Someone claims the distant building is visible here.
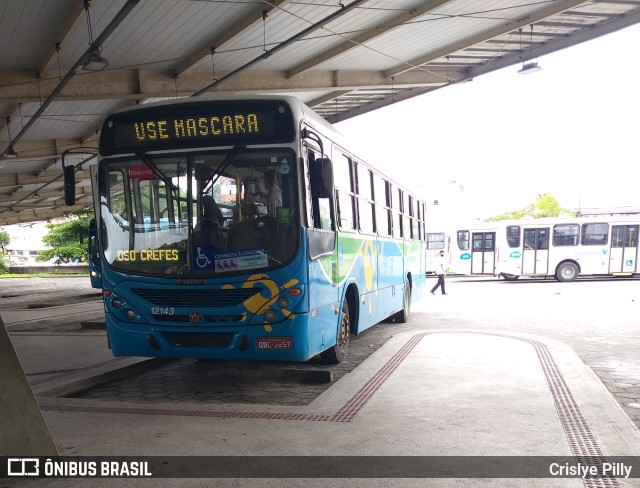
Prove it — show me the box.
[3,222,56,266]
[577,206,640,217]
[422,180,470,233]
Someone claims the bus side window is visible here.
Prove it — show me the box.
[456,231,469,250]
[374,175,391,237]
[334,151,356,231]
[506,226,521,247]
[308,149,333,231]
[553,224,578,246]
[427,233,445,250]
[356,162,374,234]
[581,223,608,245]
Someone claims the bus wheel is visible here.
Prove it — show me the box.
[501,273,519,281]
[320,300,350,364]
[393,279,411,323]
[556,262,578,282]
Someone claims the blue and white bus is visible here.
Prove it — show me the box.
[88,218,102,288]
[79,95,427,363]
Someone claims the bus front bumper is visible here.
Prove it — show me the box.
[104,313,312,362]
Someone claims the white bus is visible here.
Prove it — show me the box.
[426,223,499,276]
[494,217,640,282]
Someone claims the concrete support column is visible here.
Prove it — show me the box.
[0,317,58,455]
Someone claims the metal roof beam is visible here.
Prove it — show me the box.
[0,170,90,187]
[536,20,597,29]
[307,90,353,108]
[287,0,453,78]
[0,69,453,102]
[0,0,141,161]
[383,0,587,78]
[37,1,87,75]
[192,0,368,96]
[1,139,84,160]
[0,203,91,223]
[466,8,640,78]
[174,0,293,76]
[325,85,443,123]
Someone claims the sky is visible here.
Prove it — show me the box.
[336,22,640,221]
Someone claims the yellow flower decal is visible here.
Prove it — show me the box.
[358,240,379,313]
[223,274,299,332]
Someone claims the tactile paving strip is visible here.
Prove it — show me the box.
[40,331,622,486]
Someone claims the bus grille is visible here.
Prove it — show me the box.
[163,332,234,348]
[132,288,259,307]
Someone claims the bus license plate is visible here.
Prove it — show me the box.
[256,337,292,350]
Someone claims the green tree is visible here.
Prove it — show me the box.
[0,228,9,254]
[36,209,93,265]
[0,227,9,274]
[486,193,577,222]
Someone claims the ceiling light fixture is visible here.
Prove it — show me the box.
[518,24,541,75]
[4,147,18,159]
[81,0,109,72]
[518,61,541,74]
[3,117,18,159]
[82,48,109,71]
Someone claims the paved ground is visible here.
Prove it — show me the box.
[4,276,639,428]
[422,276,640,429]
[2,275,640,487]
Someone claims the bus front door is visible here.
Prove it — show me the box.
[609,225,639,273]
[522,228,549,275]
[471,232,496,274]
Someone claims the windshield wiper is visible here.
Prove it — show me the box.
[135,152,180,193]
[203,144,245,194]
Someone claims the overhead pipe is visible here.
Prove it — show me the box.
[0,0,141,161]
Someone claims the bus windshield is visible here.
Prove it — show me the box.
[98,147,298,277]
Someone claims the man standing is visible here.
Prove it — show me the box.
[430,250,447,295]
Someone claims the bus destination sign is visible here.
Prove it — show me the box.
[99,100,295,155]
[131,113,260,143]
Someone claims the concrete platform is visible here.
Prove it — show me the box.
[2,278,640,486]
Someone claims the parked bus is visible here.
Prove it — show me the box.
[88,218,102,288]
[426,223,499,276]
[495,217,640,281]
[75,95,426,363]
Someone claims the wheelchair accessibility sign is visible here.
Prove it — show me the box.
[192,246,216,270]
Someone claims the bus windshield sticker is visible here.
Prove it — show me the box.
[130,162,187,180]
[277,207,291,224]
[213,248,268,273]
[279,159,290,174]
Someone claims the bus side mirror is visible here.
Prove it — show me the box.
[63,165,76,205]
[311,157,334,199]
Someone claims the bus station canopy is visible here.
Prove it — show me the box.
[1,0,639,225]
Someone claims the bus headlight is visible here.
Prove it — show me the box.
[126,309,137,321]
[112,297,123,308]
[264,310,276,322]
[277,297,289,309]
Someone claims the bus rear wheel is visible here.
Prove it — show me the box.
[393,279,411,323]
[320,299,350,364]
[556,262,579,282]
[501,273,519,281]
